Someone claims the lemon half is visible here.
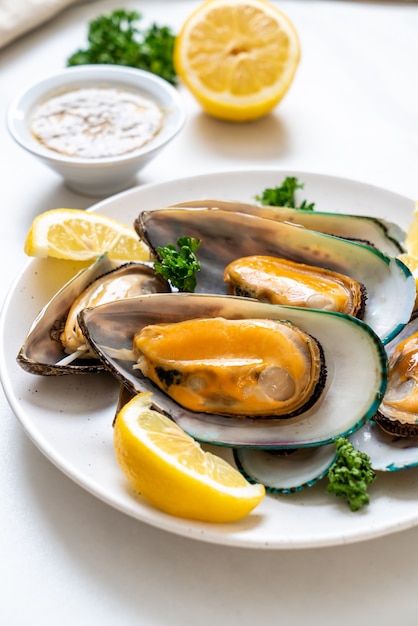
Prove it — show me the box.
[174,0,301,121]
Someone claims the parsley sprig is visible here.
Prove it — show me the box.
[154,236,201,292]
[255,176,315,210]
[67,10,177,85]
[326,437,376,512]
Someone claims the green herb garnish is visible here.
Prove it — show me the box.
[67,9,177,85]
[154,236,201,292]
[326,437,376,512]
[255,176,315,210]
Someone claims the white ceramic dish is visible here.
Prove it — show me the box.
[7,65,185,197]
[2,169,418,550]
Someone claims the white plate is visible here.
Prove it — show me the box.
[2,168,418,550]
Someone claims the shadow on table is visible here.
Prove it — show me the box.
[188,110,291,162]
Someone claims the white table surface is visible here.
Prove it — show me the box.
[1,1,418,624]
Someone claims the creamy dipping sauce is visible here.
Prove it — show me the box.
[30,86,164,158]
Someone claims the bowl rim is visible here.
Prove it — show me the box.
[6,64,186,166]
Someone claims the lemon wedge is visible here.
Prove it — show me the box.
[114,392,265,522]
[398,202,418,309]
[24,208,150,261]
[174,0,300,122]
[404,202,418,258]
[398,253,418,274]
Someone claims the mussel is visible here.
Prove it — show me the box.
[132,316,326,418]
[78,292,388,448]
[170,199,405,256]
[224,255,366,317]
[17,256,171,375]
[374,315,418,437]
[135,206,415,345]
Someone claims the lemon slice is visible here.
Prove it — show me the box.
[174,0,300,121]
[404,202,418,257]
[114,392,265,522]
[398,253,418,274]
[24,208,150,261]
[399,202,418,309]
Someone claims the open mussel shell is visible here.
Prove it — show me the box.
[349,420,418,472]
[373,315,418,437]
[348,316,418,469]
[17,256,171,376]
[233,445,337,493]
[78,292,388,448]
[171,199,405,256]
[135,207,415,345]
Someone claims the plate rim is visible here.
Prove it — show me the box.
[1,167,417,550]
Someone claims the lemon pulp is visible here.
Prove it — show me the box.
[174,0,301,121]
[24,208,150,261]
[114,392,265,522]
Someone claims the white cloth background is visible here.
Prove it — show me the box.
[0,0,84,48]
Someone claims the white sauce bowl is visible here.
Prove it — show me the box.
[7,65,186,196]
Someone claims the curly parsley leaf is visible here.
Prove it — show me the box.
[255,176,315,210]
[326,437,376,512]
[154,236,201,292]
[67,9,177,85]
